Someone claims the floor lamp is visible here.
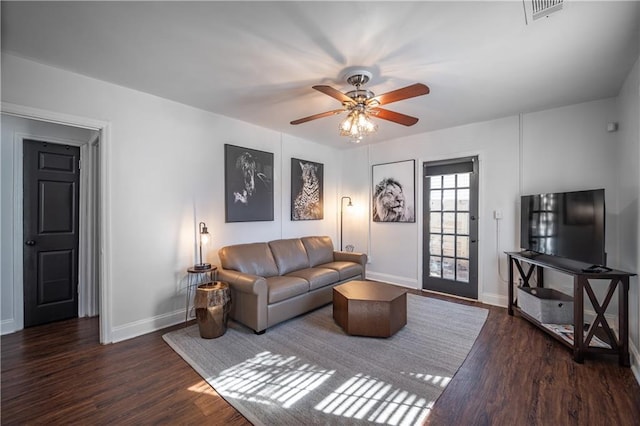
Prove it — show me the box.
[340,196,352,251]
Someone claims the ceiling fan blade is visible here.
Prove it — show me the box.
[370,83,430,106]
[313,85,355,104]
[290,109,345,125]
[370,108,419,126]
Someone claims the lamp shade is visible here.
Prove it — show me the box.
[193,221,212,270]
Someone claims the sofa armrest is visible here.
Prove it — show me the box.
[217,269,268,296]
[333,251,368,268]
[218,268,269,333]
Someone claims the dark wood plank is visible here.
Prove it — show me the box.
[3,292,640,425]
[1,318,250,425]
[420,291,640,425]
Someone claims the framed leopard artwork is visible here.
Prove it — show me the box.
[291,158,323,221]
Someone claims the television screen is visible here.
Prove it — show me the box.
[520,189,605,265]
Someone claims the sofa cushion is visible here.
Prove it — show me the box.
[219,242,279,277]
[287,267,339,291]
[301,236,334,267]
[269,238,311,275]
[318,261,363,281]
[266,275,309,304]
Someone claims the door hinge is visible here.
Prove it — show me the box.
[78,159,81,170]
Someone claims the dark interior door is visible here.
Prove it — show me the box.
[23,139,80,327]
[423,157,479,299]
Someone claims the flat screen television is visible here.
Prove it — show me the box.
[520,189,606,265]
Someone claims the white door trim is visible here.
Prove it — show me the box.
[2,102,113,344]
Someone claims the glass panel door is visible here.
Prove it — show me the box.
[423,157,478,299]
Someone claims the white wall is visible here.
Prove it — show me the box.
[1,53,340,341]
[340,146,373,255]
[0,115,97,333]
[616,55,640,379]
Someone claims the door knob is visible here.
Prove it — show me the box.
[25,240,36,246]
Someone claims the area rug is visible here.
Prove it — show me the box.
[163,294,488,426]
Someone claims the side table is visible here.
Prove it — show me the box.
[195,281,231,338]
[185,266,217,326]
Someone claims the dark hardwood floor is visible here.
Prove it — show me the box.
[2,292,639,425]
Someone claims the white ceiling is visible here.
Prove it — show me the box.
[2,1,639,149]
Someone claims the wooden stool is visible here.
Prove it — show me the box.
[194,281,231,338]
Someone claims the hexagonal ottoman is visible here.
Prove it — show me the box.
[333,280,407,337]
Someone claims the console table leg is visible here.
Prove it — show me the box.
[573,276,585,364]
[508,255,514,315]
[536,265,544,287]
[619,277,630,367]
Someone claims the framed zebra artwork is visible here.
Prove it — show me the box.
[291,158,323,221]
[224,144,274,222]
[372,159,416,223]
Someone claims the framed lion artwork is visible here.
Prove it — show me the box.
[372,159,415,223]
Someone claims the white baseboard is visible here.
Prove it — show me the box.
[110,309,186,343]
[1,318,16,335]
[480,292,507,307]
[365,271,418,289]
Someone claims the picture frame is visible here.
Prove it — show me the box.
[291,158,324,221]
[372,159,416,223]
[224,144,274,222]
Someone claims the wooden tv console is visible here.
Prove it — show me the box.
[506,251,636,366]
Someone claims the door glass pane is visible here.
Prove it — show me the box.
[443,174,455,188]
[429,257,442,277]
[456,236,469,258]
[457,173,469,187]
[443,190,455,210]
[456,212,469,235]
[430,235,442,255]
[442,258,455,280]
[442,235,455,257]
[430,212,441,233]
[456,259,469,282]
[442,212,455,233]
[430,176,442,189]
[430,190,442,211]
[457,189,469,211]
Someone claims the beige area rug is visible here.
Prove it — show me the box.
[163,294,488,426]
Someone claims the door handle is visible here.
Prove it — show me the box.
[25,240,36,246]
[471,239,477,243]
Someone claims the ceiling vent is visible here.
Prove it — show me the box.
[523,0,563,24]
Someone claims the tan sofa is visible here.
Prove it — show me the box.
[218,236,367,333]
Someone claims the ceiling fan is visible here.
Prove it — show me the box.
[290,70,429,142]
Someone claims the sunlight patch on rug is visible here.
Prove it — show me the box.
[209,351,334,408]
[314,373,434,425]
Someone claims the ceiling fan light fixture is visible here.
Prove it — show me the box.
[339,109,377,143]
[291,69,428,143]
